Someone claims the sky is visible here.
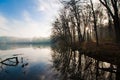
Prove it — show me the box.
[0,0,61,38]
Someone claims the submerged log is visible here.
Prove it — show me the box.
[0,57,19,66]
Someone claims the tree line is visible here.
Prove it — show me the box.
[51,0,120,48]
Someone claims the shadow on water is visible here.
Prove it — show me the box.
[51,45,120,80]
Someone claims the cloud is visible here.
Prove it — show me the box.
[0,0,61,38]
[0,15,8,28]
[0,10,51,38]
[36,0,62,22]
[37,0,60,12]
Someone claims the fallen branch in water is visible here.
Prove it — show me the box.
[0,57,19,66]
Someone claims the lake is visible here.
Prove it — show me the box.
[0,44,58,80]
[0,44,119,80]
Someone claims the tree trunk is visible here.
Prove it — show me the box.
[114,16,120,43]
[90,0,99,46]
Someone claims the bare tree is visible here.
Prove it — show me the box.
[90,0,99,45]
[99,0,120,43]
[61,0,83,42]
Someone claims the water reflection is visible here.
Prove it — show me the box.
[1,44,120,80]
[0,44,55,80]
[0,44,50,50]
[51,46,120,80]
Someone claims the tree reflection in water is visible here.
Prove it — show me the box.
[51,45,119,80]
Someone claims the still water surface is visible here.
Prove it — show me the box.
[0,44,56,80]
[0,44,119,80]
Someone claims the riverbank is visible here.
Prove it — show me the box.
[79,42,120,65]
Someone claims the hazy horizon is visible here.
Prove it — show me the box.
[0,35,50,39]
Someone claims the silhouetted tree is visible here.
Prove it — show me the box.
[99,0,120,43]
[90,0,99,45]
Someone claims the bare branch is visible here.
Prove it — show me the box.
[99,0,114,18]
